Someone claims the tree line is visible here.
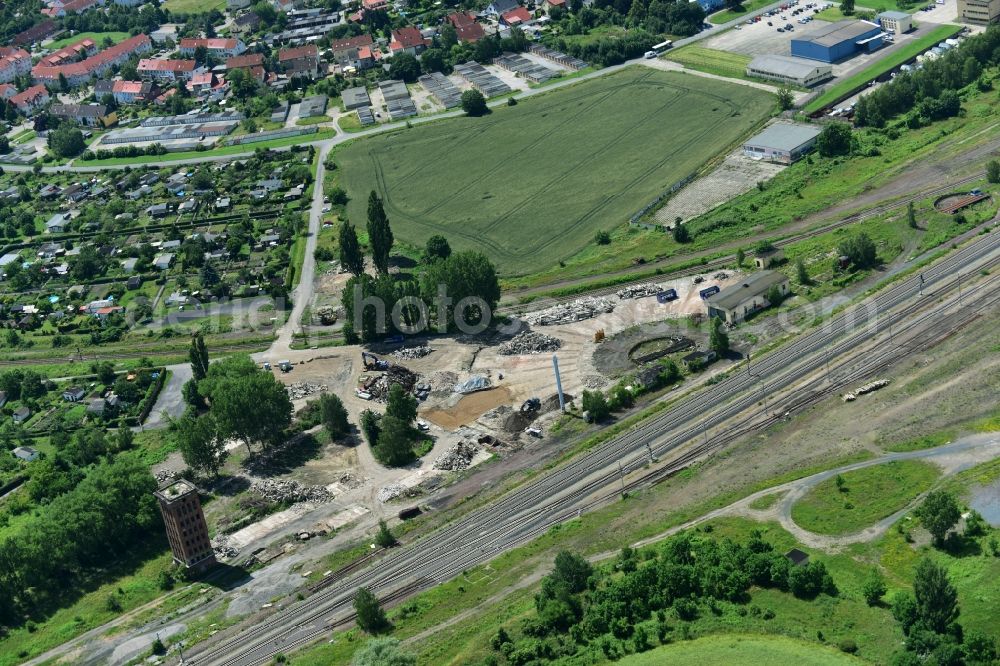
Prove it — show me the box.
[336,190,500,344]
[853,25,1000,128]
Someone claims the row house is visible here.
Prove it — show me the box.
[278,44,322,79]
[178,38,246,58]
[95,79,157,104]
[0,47,32,84]
[137,59,197,81]
[32,34,152,88]
[50,103,113,127]
[37,38,98,68]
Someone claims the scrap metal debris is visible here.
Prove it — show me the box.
[497,331,562,355]
[454,375,492,394]
[843,379,890,402]
[525,296,616,326]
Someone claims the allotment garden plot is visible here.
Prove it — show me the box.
[336,68,774,276]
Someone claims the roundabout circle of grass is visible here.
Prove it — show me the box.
[790,460,940,535]
[617,633,862,665]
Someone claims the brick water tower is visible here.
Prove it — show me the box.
[154,479,216,570]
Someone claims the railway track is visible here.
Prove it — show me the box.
[497,170,988,315]
[181,224,1000,666]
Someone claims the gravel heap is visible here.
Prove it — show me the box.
[377,483,406,503]
[582,374,608,389]
[334,471,365,489]
[497,331,562,355]
[250,478,333,503]
[286,382,328,400]
[525,296,616,326]
[391,346,433,360]
[433,441,479,470]
[365,365,419,401]
[616,284,662,299]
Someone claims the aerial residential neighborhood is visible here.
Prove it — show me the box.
[0,0,998,664]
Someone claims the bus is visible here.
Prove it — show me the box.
[652,40,673,53]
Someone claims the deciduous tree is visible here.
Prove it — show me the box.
[339,221,364,276]
[916,491,960,546]
[367,191,393,274]
[353,587,390,634]
[189,332,209,381]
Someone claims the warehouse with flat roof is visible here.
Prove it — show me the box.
[706,271,790,324]
[743,122,822,164]
[791,20,885,62]
[746,54,833,87]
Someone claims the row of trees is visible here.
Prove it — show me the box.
[852,25,1000,128]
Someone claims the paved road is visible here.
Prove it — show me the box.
[180,223,1000,666]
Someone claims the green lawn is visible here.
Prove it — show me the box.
[709,0,778,24]
[804,24,962,114]
[10,129,36,145]
[619,634,862,665]
[335,68,774,276]
[162,0,225,12]
[296,115,332,126]
[47,31,129,49]
[663,46,755,82]
[790,460,940,535]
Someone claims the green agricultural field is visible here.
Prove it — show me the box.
[664,46,753,81]
[791,460,940,535]
[336,68,774,276]
[618,634,861,665]
[47,31,129,49]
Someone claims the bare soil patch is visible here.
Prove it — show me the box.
[423,387,514,429]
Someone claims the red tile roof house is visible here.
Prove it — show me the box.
[110,80,156,104]
[179,38,246,58]
[11,85,50,114]
[389,26,430,56]
[31,34,152,88]
[362,0,388,9]
[542,0,566,12]
[225,53,264,71]
[279,44,322,79]
[187,71,217,93]
[43,0,105,17]
[0,83,17,100]
[330,34,373,58]
[137,58,197,81]
[0,47,33,84]
[447,12,487,43]
[500,6,533,26]
[37,38,98,68]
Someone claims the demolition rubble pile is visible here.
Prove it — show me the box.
[525,296,616,326]
[616,284,662,299]
[286,382,328,400]
[365,365,419,401]
[212,534,239,560]
[497,331,562,355]
[250,479,334,503]
[154,469,177,485]
[843,379,890,402]
[433,441,479,471]
[391,346,433,360]
[314,305,339,325]
[377,483,406,503]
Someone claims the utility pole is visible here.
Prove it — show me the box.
[958,273,963,305]
[618,460,626,499]
[918,273,924,296]
[645,441,655,465]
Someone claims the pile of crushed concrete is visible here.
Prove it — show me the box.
[525,296,616,326]
[391,346,432,360]
[364,365,419,401]
[433,441,479,471]
[212,534,239,560]
[314,305,339,325]
[498,331,562,355]
[377,483,406,503]
[250,479,334,503]
[616,284,662,299]
[286,382,328,400]
[843,379,890,402]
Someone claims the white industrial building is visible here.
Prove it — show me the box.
[706,271,791,325]
[876,10,913,33]
[746,54,834,87]
[743,122,823,165]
